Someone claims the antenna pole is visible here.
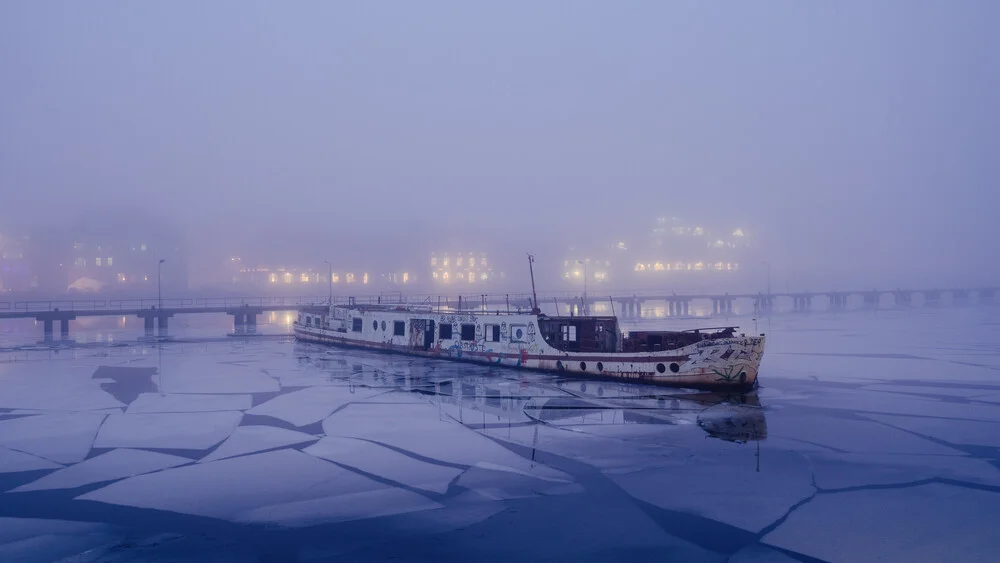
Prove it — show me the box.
[527,254,540,314]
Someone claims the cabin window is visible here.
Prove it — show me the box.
[352,318,362,332]
[372,320,378,331]
[394,320,406,336]
[510,324,527,343]
[381,321,386,331]
[306,317,312,326]
[485,324,500,342]
[460,324,476,341]
[439,323,453,340]
[560,324,578,342]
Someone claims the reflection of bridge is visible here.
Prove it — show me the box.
[0,297,328,341]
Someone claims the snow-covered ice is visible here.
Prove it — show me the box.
[0,447,62,474]
[126,393,252,414]
[247,385,385,426]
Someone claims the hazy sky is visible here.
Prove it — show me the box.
[2,1,997,286]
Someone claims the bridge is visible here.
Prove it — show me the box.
[1,286,995,341]
[0,296,329,341]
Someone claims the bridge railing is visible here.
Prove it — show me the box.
[13,300,110,313]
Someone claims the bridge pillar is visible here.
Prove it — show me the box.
[60,319,70,339]
[246,313,257,330]
[143,316,155,337]
[952,289,968,302]
[893,291,911,307]
[157,315,169,336]
[682,301,689,316]
[233,313,246,332]
[43,319,53,342]
[925,290,941,306]
[725,299,733,314]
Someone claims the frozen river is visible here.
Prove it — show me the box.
[1,306,999,562]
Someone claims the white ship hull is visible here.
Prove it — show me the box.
[293,305,764,389]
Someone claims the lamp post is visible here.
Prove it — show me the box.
[157,259,165,310]
[324,260,332,305]
[577,260,588,315]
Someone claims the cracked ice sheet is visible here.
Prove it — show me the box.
[94,412,242,450]
[247,385,385,427]
[0,413,106,464]
[862,413,1000,448]
[305,436,463,494]
[200,426,318,463]
[156,357,278,394]
[13,448,191,492]
[323,403,572,483]
[611,448,816,533]
[79,449,438,525]
[776,388,1000,422]
[0,364,123,411]
[767,413,964,455]
[763,483,1000,562]
[455,467,584,501]
[0,447,62,473]
[126,393,252,414]
[0,518,120,563]
[803,450,1000,489]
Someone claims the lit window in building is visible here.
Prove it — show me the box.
[443,258,449,267]
[635,263,645,272]
[332,273,340,283]
[694,262,704,270]
[715,262,724,271]
[469,257,475,267]
[481,272,488,281]
[468,273,474,283]
[346,273,355,284]
[300,273,309,283]
[616,241,627,250]
[456,272,465,280]
[442,272,449,282]
[283,272,292,283]
[654,262,665,271]
[140,244,147,251]
[693,227,704,236]
[402,272,409,284]
[269,273,277,283]
[432,272,439,279]
[363,273,369,284]
[107,257,113,266]
[96,257,102,266]
[733,228,744,237]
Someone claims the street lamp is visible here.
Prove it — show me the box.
[157,259,165,309]
[324,260,332,306]
[577,260,588,315]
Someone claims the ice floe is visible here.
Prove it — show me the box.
[126,393,253,413]
[304,436,463,494]
[94,411,242,450]
[199,425,318,463]
[0,413,106,464]
[78,449,424,524]
[0,447,62,474]
[247,385,384,427]
[763,483,1000,562]
[12,448,191,492]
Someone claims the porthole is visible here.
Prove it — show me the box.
[669,362,680,373]
[372,320,378,331]
[381,321,386,331]
[580,383,587,393]
[579,361,587,371]
[597,362,604,372]
[597,386,604,396]
[656,363,666,374]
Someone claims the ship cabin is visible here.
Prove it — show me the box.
[620,326,738,353]
[537,315,621,353]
